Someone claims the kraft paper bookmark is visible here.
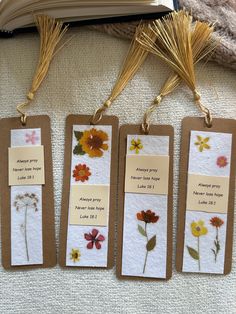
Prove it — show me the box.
[117,125,173,280]
[176,117,236,274]
[0,15,67,269]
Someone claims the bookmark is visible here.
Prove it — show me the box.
[0,16,68,269]
[59,22,156,269]
[177,118,236,274]
[138,10,235,274]
[116,10,219,280]
[117,124,174,280]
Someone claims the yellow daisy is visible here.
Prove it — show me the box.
[70,248,81,263]
[191,220,208,237]
[194,135,210,152]
[130,138,143,154]
[80,128,108,158]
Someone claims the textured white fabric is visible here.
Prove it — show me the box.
[0,28,236,314]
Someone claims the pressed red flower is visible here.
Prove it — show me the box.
[84,229,105,249]
[73,164,91,182]
[210,216,224,228]
[216,156,228,168]
[137,209,159,224]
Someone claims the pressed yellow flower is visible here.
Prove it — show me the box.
[70,248,81,263]
[191,220,208,237]
[194,135,210,152]
[130,138,143,154]
[80,128,108,158]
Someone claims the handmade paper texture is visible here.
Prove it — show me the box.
[11,128,43,266]
[183,211,227,274]
[121,135,169,278]
[8,146,45,186]
[183,131,232,274]
[66,125,112,267]
[188,131,232,177]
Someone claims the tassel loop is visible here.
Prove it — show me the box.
[141,94,163,134]
[90,98,112,125]
[194,90,212,127]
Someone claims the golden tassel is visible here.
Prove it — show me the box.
[91,22,157,124]
[17,15,68,125]
[138,10,218,128]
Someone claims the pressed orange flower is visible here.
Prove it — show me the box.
[79,128,108,158]
[210,216,224,228]
[216,156,228,168]
[73,164,91,182]
[137,209,159,224]
[194,135,210,152]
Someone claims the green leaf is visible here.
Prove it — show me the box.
[187,246,199,260]
[138,225,147,237]
[73,144,86,155]
[146,235,156,251]
[74,131,83,141]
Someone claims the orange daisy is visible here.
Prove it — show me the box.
[216,156,228,168]
[79,128,108,158]
[210,216,224,228]
[73,164,91,182]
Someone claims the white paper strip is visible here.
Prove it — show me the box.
[66,125,112,267]
[11,128,43,266]
[121,135,169,278]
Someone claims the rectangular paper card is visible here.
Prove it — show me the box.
[117,125,173,280]
[0,115,56,270]
[176,117,236,275]
[59,115,118,268]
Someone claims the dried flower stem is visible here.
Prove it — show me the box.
[24,205,29,261]
[197,237,201,271]
[143,223,149,274]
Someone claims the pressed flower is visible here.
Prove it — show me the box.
[25,130,39,145]
[210,216,224,228]
[130,138,143,154]
[137,209,159,224]
[80,128,108,158]
[216,156,228,168]
[14,193,39,261]
[73,164,91,182]
[136,209,159,273]
[70,248,81,263]
[210,216,224,262]
[194,135,210,152]
[84,229,105,249]
[191,220,208,237]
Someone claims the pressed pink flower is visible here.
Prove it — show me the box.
[216,156,228,168]
[25,131,39,145]
[84,229,105,249]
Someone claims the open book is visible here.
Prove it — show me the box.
[0,0,178,35]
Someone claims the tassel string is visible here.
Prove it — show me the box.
[137,11,217,128]
[91,22,157,124]
[17,15,68,125]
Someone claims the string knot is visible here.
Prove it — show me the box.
[194,90,201,101]
[103,99,112,108]
[154,94,162,104]
[27,92,34,101]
